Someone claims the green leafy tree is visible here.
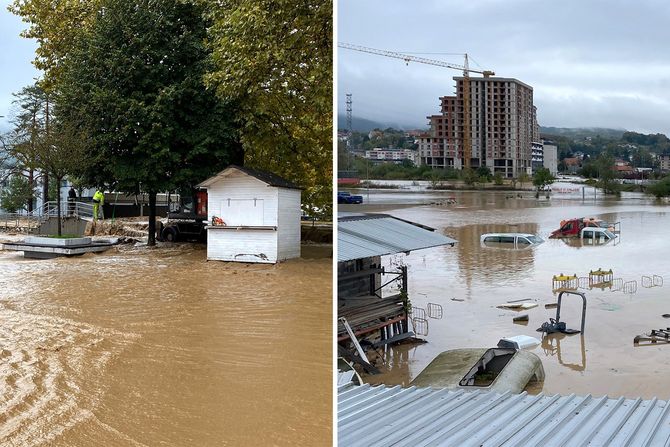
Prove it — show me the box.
[648,175,670,197]
[35,120,93,236]
[203,0,332,218]
[3,84,52,211]
[493,172,504,185]
[8,0,100,89]
[58,0,242,245]
[595,153,619,194]
[476,166,492,182]
[518,171,531,189]
[533,168,555,198]
[0,175,32,213]
[462,168,477,186]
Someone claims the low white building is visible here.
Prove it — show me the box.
[196,166,302,264]
[364,148,418,165]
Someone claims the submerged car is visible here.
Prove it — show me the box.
[550,217,615,238]
[580,227,617,245]
[480,233,544,248]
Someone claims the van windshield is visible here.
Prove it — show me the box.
[526,235,543,243]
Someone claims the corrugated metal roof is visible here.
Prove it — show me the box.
[338,382,670,446]
[338,214,457,262]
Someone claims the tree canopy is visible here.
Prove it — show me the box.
[56,0,243,243]
[204,0,332,217]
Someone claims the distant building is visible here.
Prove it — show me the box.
[418,76,538,178]
[404,129,425,138]
[365,148,418,165]
[563,157,581,174]
[660,155,670,172]
[542,142,558,176]
[531,142,544,173]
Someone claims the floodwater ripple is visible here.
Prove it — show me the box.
[0,242,332,446]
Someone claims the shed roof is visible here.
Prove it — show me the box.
[196,165,301,190]
[338,213,457,262]
[338,381,670,446]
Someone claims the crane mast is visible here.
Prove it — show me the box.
[339,42,494,170]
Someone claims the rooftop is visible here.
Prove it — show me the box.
[338,213,457,262]
[196,165,301,190]
[338,381,670,446]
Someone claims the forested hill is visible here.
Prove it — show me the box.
[540,126,626,140]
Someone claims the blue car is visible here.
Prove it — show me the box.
[338,191,363,204]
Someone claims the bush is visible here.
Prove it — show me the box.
[0,175,32,213]
[647,176,670,197]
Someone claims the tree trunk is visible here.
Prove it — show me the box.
[56,176,62,237]
[42,172,49,204]
[148,191,156,246]
[27,170,34,212]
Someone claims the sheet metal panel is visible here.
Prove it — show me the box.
[338,383,670,447]
[338,216,457,262]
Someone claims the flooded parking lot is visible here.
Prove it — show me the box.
[347,186,670,399]
[0,242,331,446]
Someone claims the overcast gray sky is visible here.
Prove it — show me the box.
[338,0,670,134]
[0,0,39,131]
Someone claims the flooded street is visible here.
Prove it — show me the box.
[348,184,670,399]
[0,242,331,446]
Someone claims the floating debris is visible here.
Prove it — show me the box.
[497,302,538,310]
[634,329,670,346]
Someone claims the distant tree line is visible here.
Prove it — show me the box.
[347,129,418,152]
[545,130,670,170]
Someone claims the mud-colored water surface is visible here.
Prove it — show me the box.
[0,242,332,446]
[346,185,670,399]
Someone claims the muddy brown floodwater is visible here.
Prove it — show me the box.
[0,241,332,446]
[345,184,670,400]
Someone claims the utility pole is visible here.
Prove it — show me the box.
[345,93,353,171]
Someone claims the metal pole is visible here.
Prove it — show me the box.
[366,158,370,201]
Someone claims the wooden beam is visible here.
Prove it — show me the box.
[337,346,380,375]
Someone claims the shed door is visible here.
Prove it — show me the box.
[221,199,264,226]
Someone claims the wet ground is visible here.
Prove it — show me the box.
[344,184,670,399]
[0,241,332,446]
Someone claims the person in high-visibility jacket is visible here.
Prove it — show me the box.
[92,190,104,221]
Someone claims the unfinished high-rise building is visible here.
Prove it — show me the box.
[418,77,538,178]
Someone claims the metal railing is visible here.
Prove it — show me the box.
[0,201,95,231]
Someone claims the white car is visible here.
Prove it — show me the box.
[580,227,617,245]
[480,233,544,248]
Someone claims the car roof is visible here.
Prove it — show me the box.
[481,233,538,238]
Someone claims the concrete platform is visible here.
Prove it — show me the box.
[0,237,118,259]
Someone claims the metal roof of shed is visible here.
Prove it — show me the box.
[338,213,456,262]
[338,382,670,447]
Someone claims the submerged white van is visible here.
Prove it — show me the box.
[480,233,544,248]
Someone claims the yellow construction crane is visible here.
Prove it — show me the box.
[339,42,494,169]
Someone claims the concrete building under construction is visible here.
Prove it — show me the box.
[418,76,539,178]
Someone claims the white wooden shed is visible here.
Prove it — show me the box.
[196,165,302,263]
